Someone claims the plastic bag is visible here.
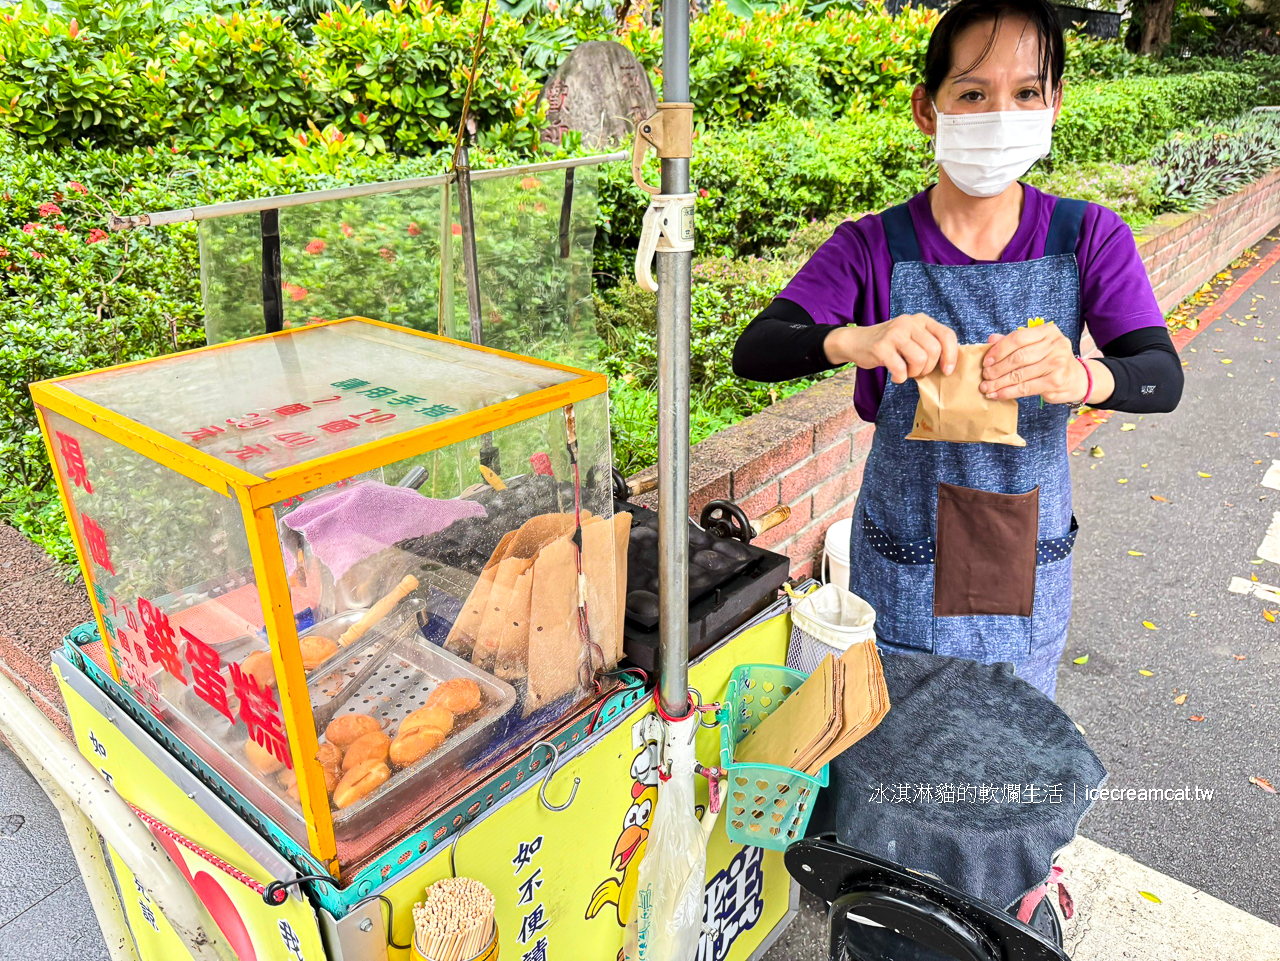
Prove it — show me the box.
[905,344,1026,447]
[787,582,876,673]
[624,714,723,961]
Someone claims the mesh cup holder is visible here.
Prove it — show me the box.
[719,663,829,852]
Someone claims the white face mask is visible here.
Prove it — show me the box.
[932,106,1055,198]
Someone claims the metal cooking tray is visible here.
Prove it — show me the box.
[313,626,518,840]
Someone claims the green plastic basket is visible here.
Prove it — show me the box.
[718,663,829,851]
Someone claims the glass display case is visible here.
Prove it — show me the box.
[31,317,626,875]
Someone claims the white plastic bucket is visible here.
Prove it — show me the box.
[821,517,853,588]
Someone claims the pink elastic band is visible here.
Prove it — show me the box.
[1077,357,1093,405]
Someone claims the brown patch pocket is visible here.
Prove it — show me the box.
[934,482,1038,617]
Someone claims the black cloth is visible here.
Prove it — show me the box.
[807,651,1107,911]
[731,297,1184,413]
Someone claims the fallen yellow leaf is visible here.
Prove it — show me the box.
[1118,478,1129,484]
[1174,693,1188,705]
[1265,610,1278,623]
[1090,446,1104,458]
[1142,621,1158,630]
[1121,423,1136,431]
[1128,550,1144,556]
[1073,654,1089,665]
[1267,432,1278,438]
[1222,359,1233,364]
[1151,494,1169,502]
[1198,472,1212,478]
[1139,891,1163,904]
[1139,669,1155,676]
[1250,776,1277,794]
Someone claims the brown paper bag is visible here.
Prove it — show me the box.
[733,655,842,769]
[905,343,1026,447]
[802,640,891,776]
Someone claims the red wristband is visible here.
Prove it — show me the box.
[1076,357,1093,405]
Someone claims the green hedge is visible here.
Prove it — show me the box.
[0,0,1172,160]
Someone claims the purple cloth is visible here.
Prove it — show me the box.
[778,183,1166,422]
[282,482,486,582]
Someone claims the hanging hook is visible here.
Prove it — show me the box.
[534,740,579,813]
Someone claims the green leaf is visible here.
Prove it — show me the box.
[1072,654,1089,665]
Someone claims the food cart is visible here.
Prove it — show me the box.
[9,0,821,953]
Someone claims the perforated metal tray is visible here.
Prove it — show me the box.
[311,622,518,840]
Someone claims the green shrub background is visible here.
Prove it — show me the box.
[4,0,1280,564]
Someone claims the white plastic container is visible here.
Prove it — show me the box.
[785,581,877,674]
[821,517,853,588]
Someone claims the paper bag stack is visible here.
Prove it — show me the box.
[734,641,889,776]
[445,510,630,714]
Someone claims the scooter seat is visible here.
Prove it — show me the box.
[786,837,1069,961]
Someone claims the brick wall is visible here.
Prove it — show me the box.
[1137,168,1280,314]
[628,372,874,580]
[632,173,1280,578]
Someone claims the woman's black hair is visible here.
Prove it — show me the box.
[922,0,1065,100]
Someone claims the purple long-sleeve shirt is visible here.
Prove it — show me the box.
[775,184,1166,422]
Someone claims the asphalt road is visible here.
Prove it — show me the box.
[1057,244,1280,926]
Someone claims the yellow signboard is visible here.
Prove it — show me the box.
[56,609,795,961]
[56,661,327,961]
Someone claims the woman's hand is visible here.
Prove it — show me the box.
[826,313,959,384]
[980,322,1089,404]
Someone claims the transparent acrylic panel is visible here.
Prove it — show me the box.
[40,407,315,842]
[443,165,602,369]
[200,213,266,345]
[276,185,445,334]
[201,187,448,346]
[269,391,622,865]
[60,319,579,478]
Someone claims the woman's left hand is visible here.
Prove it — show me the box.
[980,322,1088,404]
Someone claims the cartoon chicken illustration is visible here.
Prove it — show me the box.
[586,744,659,927]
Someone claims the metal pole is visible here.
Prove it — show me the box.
[657,0,692,719]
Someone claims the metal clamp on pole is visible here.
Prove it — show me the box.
[635,192,695,293]
[631,102,694,196]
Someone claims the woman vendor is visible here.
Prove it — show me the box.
[733,0,1183,698]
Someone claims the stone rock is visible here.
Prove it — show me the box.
[537,41,657,150]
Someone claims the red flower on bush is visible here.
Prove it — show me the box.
[87,229,108,244]
[38,202,61,217]
[54,224,66,233]
[698,188,709,198]
[290,286,308,302]
[305,239,326,255]
[407,222,421,236]
[520,177,541,190]
[68,17,79,39]
[450,223,462,236]
[357,112,368,125]
[67,181,88,196]
[31,251,45,259]
[379,247,395,262]
[21,223,35,234]
[533,202,546,215]
[0,248,7,258]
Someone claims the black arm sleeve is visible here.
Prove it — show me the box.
[1091,326,1183,414]
[732,297,844,383]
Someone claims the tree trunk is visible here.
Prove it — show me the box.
[1138,0,1178,55]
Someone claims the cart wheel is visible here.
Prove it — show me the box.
[700,500,752,543]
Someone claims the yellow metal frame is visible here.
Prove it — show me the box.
[29,317,609,873]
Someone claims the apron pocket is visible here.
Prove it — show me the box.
[934,482,1038,617]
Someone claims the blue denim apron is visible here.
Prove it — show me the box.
[848,196,1086,699]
